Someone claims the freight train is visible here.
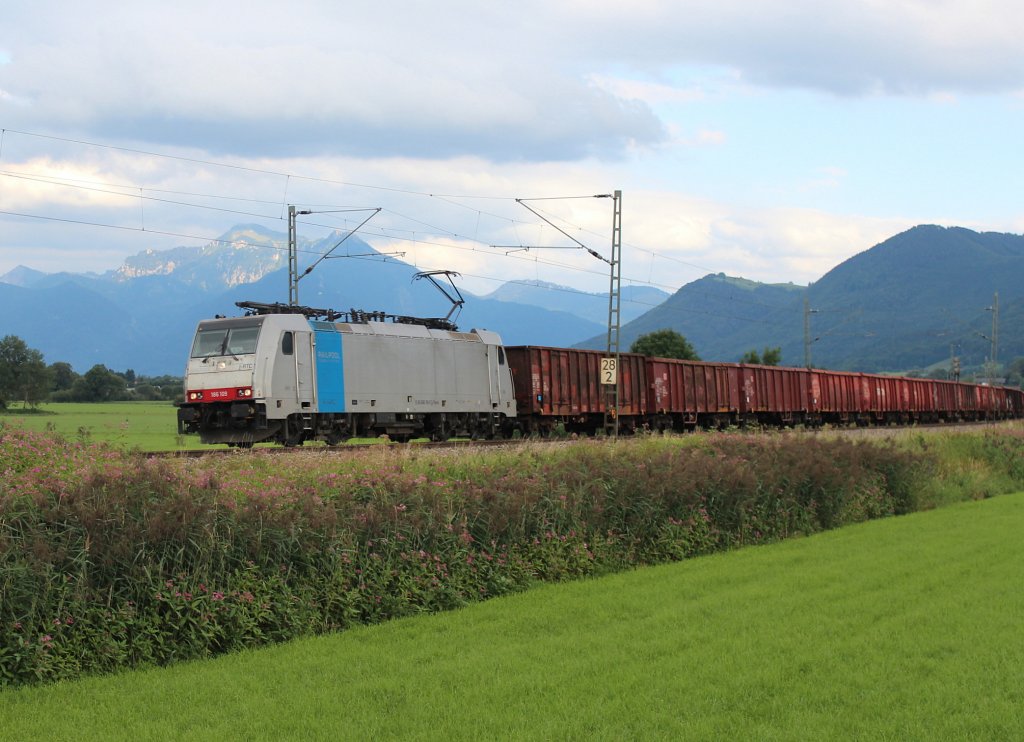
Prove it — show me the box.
[177,302,1024,446]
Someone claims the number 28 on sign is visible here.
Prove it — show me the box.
[600,357,617,386]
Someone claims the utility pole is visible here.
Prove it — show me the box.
[603,190,622,437]
[979,291,999,383]
[988,291,999,369]
[803,297,818,368]
[288,204,315,306]
[288,204,301,306]
[501,192,623,435]
[287,204,381,306]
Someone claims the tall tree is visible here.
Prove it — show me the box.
[49,362,79,392]
[70,365,127,402]
[630,329,700,360]
[0,335,50,408]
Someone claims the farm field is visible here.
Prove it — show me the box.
[0,401,191,451]
[0,402,407,450]
[2,491,1022,739]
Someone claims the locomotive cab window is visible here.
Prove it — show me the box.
[190,321,262,358]
[226,326,260,355]
[281,331,293,355]
[498,347,506,365]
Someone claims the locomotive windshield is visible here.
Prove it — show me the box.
[191,320,262,358]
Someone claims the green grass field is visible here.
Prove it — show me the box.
[4,402,1021,455]
[3,491,1021,739]
[0,401,190,452]
[0,402,411,451]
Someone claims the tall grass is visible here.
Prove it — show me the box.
[910,427,1024,506]
[3,425,1024,687]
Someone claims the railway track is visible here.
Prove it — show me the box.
[149,419,1022,459]
[147,436,544,459]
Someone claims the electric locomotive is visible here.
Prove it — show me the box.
[177,301,517,446]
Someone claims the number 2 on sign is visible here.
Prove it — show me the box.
[601,357,617,386]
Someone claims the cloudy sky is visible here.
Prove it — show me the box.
[2,0,1023,296]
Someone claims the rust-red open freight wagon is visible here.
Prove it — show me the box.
[504,346,647,434]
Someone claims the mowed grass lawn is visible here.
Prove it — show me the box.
[1,402,195,451]
[0,403,391,450]
[3,492,1022,740]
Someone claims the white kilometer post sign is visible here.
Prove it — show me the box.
[600,357,617,386]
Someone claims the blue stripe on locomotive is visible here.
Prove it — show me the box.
[310,321,345,413]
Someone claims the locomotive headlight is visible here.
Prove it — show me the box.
[188,391,203,401]
[236,387,253,398]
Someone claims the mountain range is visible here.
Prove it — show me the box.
[1,223,1021,376]
[577,225,1023,373]
[0,225,629,375]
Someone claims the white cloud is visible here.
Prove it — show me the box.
[568,190,918,289]
[6,0,1022,166]
[706,207,911,283]
[0,143,867,290]
[2,0,1023,297]
[557,0,1024,95]
[587,74,705,105]
[1,2,666,161]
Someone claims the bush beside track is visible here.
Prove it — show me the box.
[2,423,1024,687]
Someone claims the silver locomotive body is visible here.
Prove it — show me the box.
[177,313,517,446]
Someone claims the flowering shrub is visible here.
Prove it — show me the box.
[4,427,1020,687]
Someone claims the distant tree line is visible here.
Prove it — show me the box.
[739,347,782,366]
[1005,358,1024,387]
[0,335,182,409]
